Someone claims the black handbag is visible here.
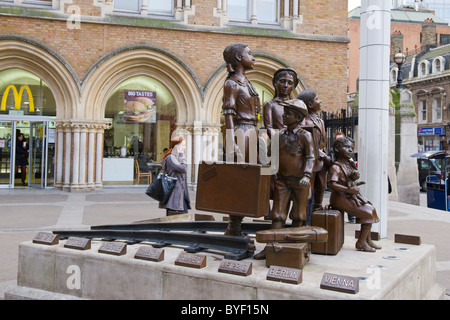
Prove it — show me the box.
[145,161,177,203]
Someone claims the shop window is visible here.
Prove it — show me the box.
[227,0,280,25]
[104,76,176,185]
[0,68,56,117]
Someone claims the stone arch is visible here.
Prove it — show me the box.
[0,36,79,118]
[82,46,203,124]
[203,53,307,124]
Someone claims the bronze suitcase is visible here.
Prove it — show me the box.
[256,227,328,244]
[266,243,309,269]
[196,162,271,218]
[311,207,344,255]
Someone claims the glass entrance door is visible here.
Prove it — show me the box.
[0,121,13,188]
[29,121,46,188]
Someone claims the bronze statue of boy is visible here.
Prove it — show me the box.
[254,99,314,259]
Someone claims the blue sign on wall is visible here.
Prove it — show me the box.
[418,126,445,136]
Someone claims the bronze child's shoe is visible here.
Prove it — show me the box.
[367,240,382,250]
[253,248,266,260]
[355,241,376,252]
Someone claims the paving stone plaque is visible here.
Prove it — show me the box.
[135,246,164,262]
[98,242,127,256]
[266,266,302,285]
[175,252,206,269]
[64,237,91,251]
[33,232,59,246]
[218,259,252,276]
[320,272,359,294]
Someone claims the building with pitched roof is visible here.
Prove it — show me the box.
[348,5,450,93]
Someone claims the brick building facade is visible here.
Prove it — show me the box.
[0,0,348,191]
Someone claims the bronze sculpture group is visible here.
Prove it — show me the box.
[221,42,381,256]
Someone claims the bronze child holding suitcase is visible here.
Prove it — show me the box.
[254,99,314,259]
[328,137,382,252]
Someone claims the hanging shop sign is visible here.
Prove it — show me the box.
[120,90,156,123]
[0,85,35,112]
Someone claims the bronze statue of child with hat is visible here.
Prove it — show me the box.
[254,99,315,259]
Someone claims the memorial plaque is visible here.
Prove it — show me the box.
[135,246,164,262]
[98,242,127,256]
[395,234,421,246]
[266,266,302,285]
[320,273,359,294]
[175,252,206,269]
[33,232,59,246]
[64,237,91,251]
[218,259,252,276]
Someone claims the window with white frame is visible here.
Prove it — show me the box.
[227,0,280,24]
[114,0,141,13]
[432,96,442,123]
[5,0,53,6]
[390,68,398,85]
[432,57,445,74]
[148,0,174,16]
[418,98,427,123]
[418,60,430,77]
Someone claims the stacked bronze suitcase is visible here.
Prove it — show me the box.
[256,227,328,268]
[310,206,344,255]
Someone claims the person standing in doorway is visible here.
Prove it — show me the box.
[15,133,28,186]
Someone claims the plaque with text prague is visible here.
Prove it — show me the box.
[33,232,59,246]
[218,259,252,276]
[320,273,359,294]
[98,242,127,256]
[135,246,164,262]
[266,266,302,285]
[175,252,206,269]
[64,237,91,251]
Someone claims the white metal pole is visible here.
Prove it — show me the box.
[358,0,391,238]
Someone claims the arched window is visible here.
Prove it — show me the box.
[432,57,445,74]
[418,60,430,77]
[0,68,56,116]
[104,75,177,185]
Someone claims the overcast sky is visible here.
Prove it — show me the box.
[348,0,361,11]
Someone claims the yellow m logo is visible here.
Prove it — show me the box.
[0,85,35,112]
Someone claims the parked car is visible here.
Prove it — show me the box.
[411,151,448,191]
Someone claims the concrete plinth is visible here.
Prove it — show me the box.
[5,235,445,300]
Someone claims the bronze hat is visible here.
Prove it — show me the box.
[280,99,308,116]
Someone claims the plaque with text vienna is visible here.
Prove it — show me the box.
[175,252,206,269]
[320,273,359,294]
[266,266,302,285]
[33,232,59,246]
[135,246,164,262]
[98,242,127,256]
[64,237,91,251]
[218,259,252,276]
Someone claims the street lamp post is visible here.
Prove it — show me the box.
[394,51,406,89]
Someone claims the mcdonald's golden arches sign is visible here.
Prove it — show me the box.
[1,85,35,112]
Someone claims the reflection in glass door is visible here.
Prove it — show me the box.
[0,122,13,187]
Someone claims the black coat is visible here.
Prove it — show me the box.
[16,140,28,166]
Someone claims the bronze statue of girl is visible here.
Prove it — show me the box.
[328,137,382,252]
